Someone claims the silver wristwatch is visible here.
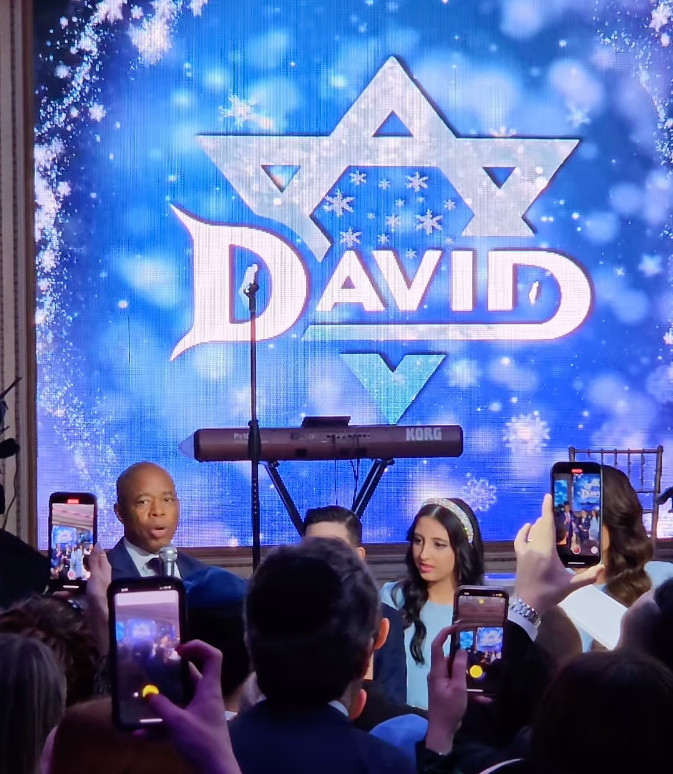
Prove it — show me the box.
[509,595,542,629]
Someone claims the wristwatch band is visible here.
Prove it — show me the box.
[509,595,542,629]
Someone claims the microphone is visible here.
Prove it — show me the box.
[239,263,259,302]
[657,486,673,506]
[158,545,178,577]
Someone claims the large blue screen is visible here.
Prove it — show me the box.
[34,0,673,548]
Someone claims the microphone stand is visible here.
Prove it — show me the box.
[244,279,262,570]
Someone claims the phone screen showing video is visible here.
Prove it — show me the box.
[49,500,96,582]
[454,590,507,693]
[112,586,186,727]
[553,468,601,563]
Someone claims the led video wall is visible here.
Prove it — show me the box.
[34,0,673,547]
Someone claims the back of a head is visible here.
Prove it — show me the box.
[651,578,673,673]
[49,697,195,774]
[601,464,653,605]
[530,650,673,774]
[0,633,66,774]
[303,505,363,548]
[245,537,380,707]
[0,595,99,705]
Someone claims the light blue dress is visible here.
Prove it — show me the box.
[578,560,673,651]
[380,581,453,710]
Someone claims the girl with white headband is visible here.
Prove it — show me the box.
[380,497,485,709]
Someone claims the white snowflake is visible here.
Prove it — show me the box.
[503,412,550,454]
[56,181,71,198]
[385,213,401,231]
[97,0,126,23]
[89,103,106,122]
[405,249,417,259]
[323,189,354,217]
[395,198,405,208]
[651,3,672,32]
[417,195,425,203]
[129,14,172,64]
[190,0,208,15]
[462,474,497,513]
[567,105,590,128]
[219,94,259,128]
[444,199,456,210]
[378,233,390,245]
[367,212,376,220]
[350,170,367,186]
[444,237,454,245]
[130,5,143,19]
[378,179,391,190]
[664,330,673,346]
[488,126,517,137]
[416,209,443,235]
[639,253,662,277]
[448,358,481,389]
[615,266,626,277]
[406,172,428,192]
[339,227,361,247]
[55,64,70,79]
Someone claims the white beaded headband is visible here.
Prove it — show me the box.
[422,497,474,544]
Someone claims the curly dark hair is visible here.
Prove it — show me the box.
[394,498,484,665]
[601,465,653,607]
[0,595,100,705]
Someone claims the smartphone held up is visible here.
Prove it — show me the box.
[48,492,97,592]
[552,461,602,567]
[108,577,191,730]
[451,586,508,695]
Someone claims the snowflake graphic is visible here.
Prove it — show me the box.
[378,179,391,190]
[462,474,497,513]
[503,412,550,454]
[651,3,672,32]
[405,249,417,259]
[96,0,126,24]
[664,329,673,346]
[339,227,361,247]
[367,212,376,220]
[416,209,443,235]
[323,189,354,217]
[378,233,390,245]
[444,199,456,210]
[395,198,405,208]
[190,0,208,15]
[89,103,106,121]
[385,213,401,231]
[130,5,143,19]
[406,172,428,192]
[350,170,367,185]
[219,94,260,128]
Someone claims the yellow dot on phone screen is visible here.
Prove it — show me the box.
[469,665,484,679]
[141,684,159,699]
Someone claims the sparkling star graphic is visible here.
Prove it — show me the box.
[198,57,579,260]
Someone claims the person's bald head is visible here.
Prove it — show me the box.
[114,463,179,553]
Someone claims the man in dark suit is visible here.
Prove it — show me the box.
[107,462,208,581]
[228,538,415,774]
[303,505,407,707]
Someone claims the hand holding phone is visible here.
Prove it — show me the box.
[451,586,508,695]
[48,492,97,592]
[551,461,602,567]
[108,577,191,730]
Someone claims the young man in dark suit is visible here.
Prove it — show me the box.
[229,538,415,774]
[303,505,408,710]
[108,463,241,596]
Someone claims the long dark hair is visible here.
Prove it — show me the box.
[395,498,484,664]
[602,465,653,607]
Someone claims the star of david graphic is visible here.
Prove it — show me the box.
[198,57,579,261]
